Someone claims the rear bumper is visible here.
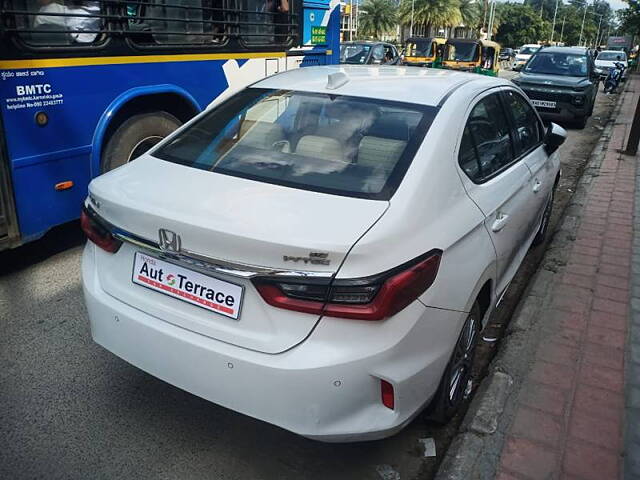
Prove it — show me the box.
[82,243,465,442]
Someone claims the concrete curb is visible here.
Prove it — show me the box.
[626,91,640,478]
[435,99,622,480]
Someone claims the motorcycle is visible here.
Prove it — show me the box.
[604,62,626,94]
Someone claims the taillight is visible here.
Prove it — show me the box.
[253,251,441,321]
[80,206,122,253]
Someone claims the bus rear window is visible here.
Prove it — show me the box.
[2,0,298,47]
[153,89,436,200]
[126,0,296,46]
[7,0,106,46]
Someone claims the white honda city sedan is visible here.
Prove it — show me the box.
[81,66,565,442]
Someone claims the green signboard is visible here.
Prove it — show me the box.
[311,26,327,45]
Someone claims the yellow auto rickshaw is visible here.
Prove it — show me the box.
[442,39,501,76]
[403,37,446,68]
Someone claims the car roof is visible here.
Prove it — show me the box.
[342,41,388,46]
[252,65,511,107]
[599,50,626,55]
[539,46,588,55]
[406,36,446,44]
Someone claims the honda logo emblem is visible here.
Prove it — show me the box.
[158,229,181,253]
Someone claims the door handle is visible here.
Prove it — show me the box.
[533,180,543,193]
[491,213,510,232]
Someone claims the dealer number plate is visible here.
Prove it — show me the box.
[530,99,557,109]
[132,252,243,320]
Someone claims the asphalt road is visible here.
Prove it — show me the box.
[0,71,617,480]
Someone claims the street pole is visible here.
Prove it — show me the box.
[595,14,603,47]
[579,1,589,46]
[355,3,358,39]
[550,0,559,43]
[482,0,488,35]
[487,0,495,41]
[349,0,353,41]
[560,15,566,43]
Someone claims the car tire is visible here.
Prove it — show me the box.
[428,302,481,424]
[575,115,588,129]
[102,112,181,173]
[532,189,554,247]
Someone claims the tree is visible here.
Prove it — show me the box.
[399,0,463,33]
[495,3,548,47]
[358,0,398,39]
[619,0,640,37]
[459,0,481,28]
[523,0,556,22]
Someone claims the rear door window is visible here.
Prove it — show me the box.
[503,90,543,155]
[154,89,437,200]
[458,93,515,182]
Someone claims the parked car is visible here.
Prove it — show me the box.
[499,48,514,61]
[340,41,401,65]
[513,44,541,70]
[81,66,565,442]
[512,46,598,128]
[595,50,629,80]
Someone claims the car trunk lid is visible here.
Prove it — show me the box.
[89,155,389,354]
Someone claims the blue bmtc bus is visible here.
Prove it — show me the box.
[0,0,339,250]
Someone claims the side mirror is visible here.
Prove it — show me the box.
[544,122,567,155]
[513,64,522,72]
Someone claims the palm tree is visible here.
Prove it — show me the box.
[358,0,398,39]
[459,0,480,29]
[399,0,463,36]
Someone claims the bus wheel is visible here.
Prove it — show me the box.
[102,112,181,172]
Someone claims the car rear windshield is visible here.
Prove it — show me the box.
[598,51,627,61]
[340,44,372,64]
[153,89,436,200]
[524,52,588,76]
[519,46,539,55]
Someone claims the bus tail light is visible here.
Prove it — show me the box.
[80,206,121,253]
[253,251,442,321]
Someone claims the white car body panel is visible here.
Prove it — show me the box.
[82,66,562,441]
[595,51,628,77]
[84,242,466,442]
[513,44,541,68]
[88,156,388,354]
[334,85,498,315]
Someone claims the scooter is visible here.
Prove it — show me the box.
[604,62,626,94]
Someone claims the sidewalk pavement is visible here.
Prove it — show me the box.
[495,77,640,479]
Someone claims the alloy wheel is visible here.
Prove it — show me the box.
[447,314,478,405]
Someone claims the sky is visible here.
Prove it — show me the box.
[504,0,628,10]
[608,0,627,9]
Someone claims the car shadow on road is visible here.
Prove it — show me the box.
[0,221,85,276]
